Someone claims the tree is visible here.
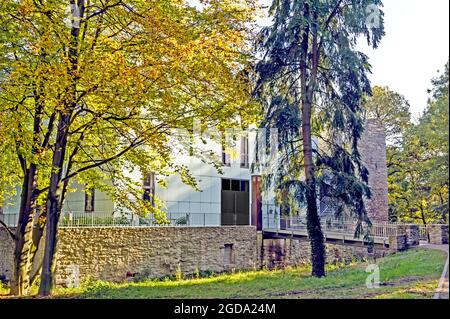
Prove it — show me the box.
[363,86,411,145]
[388,60,449,225]
[255,0,385,277]
[0,0,259,296]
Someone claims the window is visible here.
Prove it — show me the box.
[240,180,249,192]
[240,136,249,168]
[84,188,95,213]
[222,145,231,167]
[222,179,249,192]
[231,180,240,191]
[221,179,231,191]
[143,172,156,207]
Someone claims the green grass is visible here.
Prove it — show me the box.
[51,248,446,299]
[0,283,9,296]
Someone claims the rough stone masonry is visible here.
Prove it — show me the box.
[359,119,390,222]
[0,226,259,287]
[0,226,390,288]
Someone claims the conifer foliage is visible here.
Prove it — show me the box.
[255,0,385,277]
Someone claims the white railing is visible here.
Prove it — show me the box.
[0,211,222,228]
[0,213,19,227]
[264,215,400,240]
[370,222,399,238]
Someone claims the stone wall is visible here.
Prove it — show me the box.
[428,225,449,245]
[359,120,390,222]
[258,236,388,269]
[405,225,420,247]
[389,234,407,252]
[0,228,14,281]
[1,226,258,287]
[1,226,390,288]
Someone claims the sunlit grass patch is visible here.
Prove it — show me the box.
[53,248,446,299]
[371,280,439,299]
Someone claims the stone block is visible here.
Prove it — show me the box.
[405,225,420,247]
[389,235,407,252]
[428,225,449,245]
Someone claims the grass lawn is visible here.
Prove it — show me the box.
[1,248,446,299]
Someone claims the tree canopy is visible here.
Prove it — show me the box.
[363,86,411,145]
[388,61,449,225]
[0,0,260,296]
[255,0,385,277]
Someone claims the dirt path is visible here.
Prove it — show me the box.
[420,244,449,300]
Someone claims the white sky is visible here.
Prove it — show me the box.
[257,0,450,119]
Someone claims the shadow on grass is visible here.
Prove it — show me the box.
[54,248,446,299]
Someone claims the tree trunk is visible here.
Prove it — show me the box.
[28,206,46,287]
[38,0,84,296]
[302,100,326,278]
[298,3,325,278]
[38,114,71,296]
[11,167,39,296]
[419,206,430,243]
[10,75,47,296]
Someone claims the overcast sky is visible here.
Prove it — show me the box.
[257,0,450,119]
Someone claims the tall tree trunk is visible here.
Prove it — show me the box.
[302,100,326,278]
[11,167,39,296]
[38,114,71,296]
[38,0,84,296]
[11,88,44,296]
[28,206,46,287]
[298,4,326,278]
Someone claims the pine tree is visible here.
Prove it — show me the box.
[255,0,385,277]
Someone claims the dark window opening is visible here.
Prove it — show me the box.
[222,145,231,167]
[241,180,249,192]
[240,136,249,168]
[231,180,240,191]
[222,179,249,192]
[143,172,156,207]
[84,188,95,213]
[222,179,231,191]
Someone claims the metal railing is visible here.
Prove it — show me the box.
[0,213,18,227]
[417,224,430,241]
[0,211,222,228]
[264,216,399,240]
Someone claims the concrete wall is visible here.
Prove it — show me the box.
[64,182,114,213]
